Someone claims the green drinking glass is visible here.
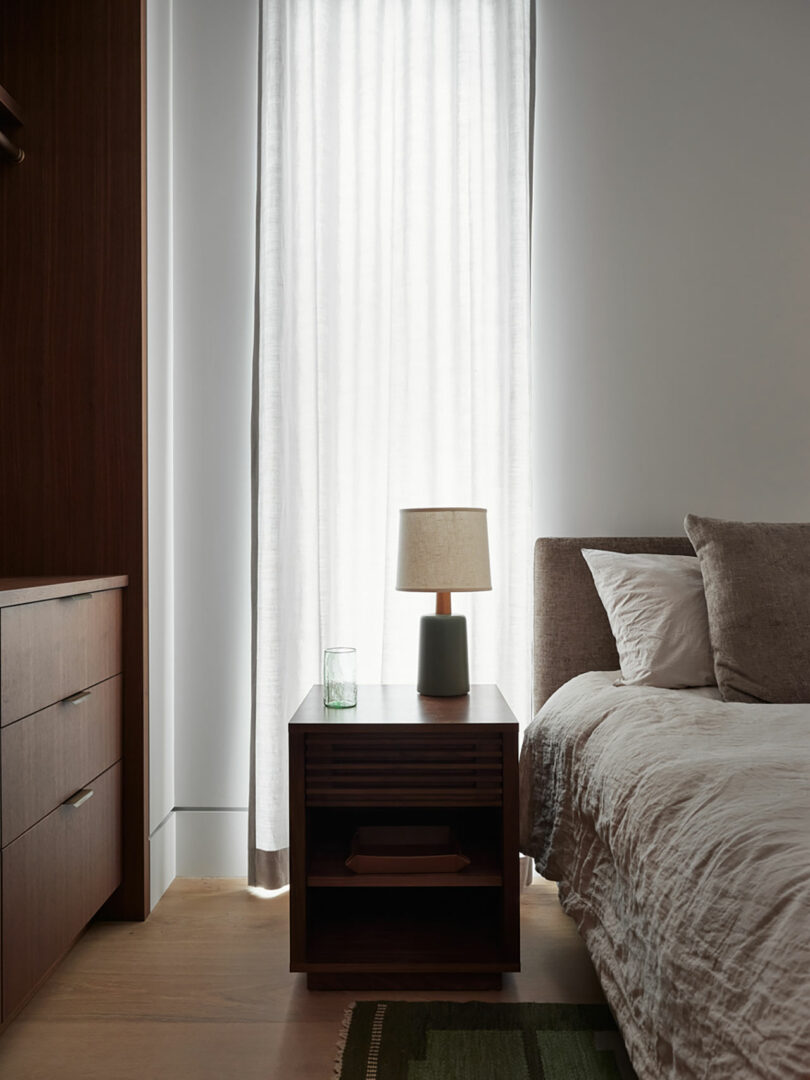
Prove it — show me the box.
[323,647,357,708]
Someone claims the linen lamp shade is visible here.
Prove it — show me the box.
[396,508,491,696]
[396,508,492,593]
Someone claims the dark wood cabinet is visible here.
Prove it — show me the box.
[289,685,520,989]
[0,0,148,924]
[0,577,126,1027]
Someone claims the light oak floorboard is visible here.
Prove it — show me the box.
[0,877,603,1079]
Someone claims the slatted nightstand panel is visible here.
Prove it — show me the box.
[305,732,504,806]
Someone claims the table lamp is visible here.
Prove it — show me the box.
[396,507,492,696]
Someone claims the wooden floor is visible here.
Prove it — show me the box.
[0,877,603,1079]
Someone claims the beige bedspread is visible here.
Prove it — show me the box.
[519,671,810,1079]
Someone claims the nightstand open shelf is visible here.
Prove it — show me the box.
[289,685,520,990]
[305,805,503,886]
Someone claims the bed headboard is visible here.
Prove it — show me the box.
[533,536,695,714]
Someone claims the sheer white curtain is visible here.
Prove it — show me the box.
[250,0,532,888]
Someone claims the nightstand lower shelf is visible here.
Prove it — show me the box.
[306,886,510,962]
[301,886,518,989]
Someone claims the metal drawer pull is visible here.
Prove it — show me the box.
[63,689,92,706]
[63,788,94,809]
[60,593,95,601]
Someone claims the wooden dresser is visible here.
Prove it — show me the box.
[0,575,127,1026]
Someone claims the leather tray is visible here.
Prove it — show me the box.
[345,825,470,874]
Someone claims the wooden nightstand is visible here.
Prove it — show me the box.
[288,685,520,990]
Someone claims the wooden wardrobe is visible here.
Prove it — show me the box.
[0,0,149,949]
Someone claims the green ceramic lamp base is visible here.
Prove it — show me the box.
[417,614,470,696]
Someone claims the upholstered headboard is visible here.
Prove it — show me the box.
[533,536,695,714]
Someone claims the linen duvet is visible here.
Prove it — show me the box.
[519,671,810,1080]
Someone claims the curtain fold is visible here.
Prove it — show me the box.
[251,0,532,889]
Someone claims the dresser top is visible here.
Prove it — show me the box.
[0,575,128,608]
[289,684,517,727]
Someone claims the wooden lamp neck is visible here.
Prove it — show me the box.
[436,591,452,616]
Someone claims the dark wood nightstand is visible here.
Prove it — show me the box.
[289,685,520,990]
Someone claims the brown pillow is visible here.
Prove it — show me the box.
[683,514,810,703]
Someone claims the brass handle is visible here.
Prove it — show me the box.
[63,689,92,705]
[63,788,94,809]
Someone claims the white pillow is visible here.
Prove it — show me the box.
[581,548,715,689]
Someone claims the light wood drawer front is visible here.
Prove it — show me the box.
[0,589,122,726]
[1,675,122,846]
[1,761,122,1020]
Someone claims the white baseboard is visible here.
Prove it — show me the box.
[174,808,248,878]
[150,811,177,911]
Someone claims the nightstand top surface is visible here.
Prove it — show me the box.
[290,684,517,726]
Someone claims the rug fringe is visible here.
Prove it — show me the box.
[333,1002,356,1078]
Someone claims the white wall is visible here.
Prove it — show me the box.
[148,0,810,900]
[171,0,257,874]
[148,0,258,902]
[147,0,177,909]
[533,0,810,537]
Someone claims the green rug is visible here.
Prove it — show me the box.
[335,1002,638,1079]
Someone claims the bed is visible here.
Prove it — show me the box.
[519,536,810,1080]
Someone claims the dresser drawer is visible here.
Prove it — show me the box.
[1,675,122,847]
[0,589,122,725]
[1,760,122,1020]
